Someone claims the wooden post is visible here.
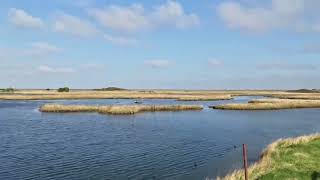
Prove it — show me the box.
[243,144,248,180]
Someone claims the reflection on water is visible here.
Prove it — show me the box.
[0,97,320,180]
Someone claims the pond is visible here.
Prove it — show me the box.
[1,97,320,179]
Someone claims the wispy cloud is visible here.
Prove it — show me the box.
[8,8,44,29]
[38,65,76,73]
[22,42,61,57]
[257,63,318,71]
[88,0,199,32]
[217,0,320,33]
[89,4,150,32]
[208,59,223,67]
[151,0,199,29]
[271,43,320,54]
[103,34,138,46]
[53,13,99,37]
[144,60,172,68]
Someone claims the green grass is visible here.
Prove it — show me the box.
[256,139,320,180]
[219,134,320,180]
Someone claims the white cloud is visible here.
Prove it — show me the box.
[8,8,44,29]
[217,0,320,33]
[144,60,172,68]
[103,34,138,46]
[89,4,150,32]
[38,65,76,73]
[23,42,61,57]
[151,0,200,29]
[89,0,199,32]
[53,13,99,37]
[208,59,223,67]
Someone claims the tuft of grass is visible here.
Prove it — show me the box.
[212,99,320,110]
[40,104,203,115]
[218,134,320,180]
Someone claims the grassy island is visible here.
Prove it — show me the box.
[40,104,203,115]
[212,99,320,110]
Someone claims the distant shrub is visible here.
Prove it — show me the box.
[57,87,70,92]
[46,88,51,91]
[1,88,15,92]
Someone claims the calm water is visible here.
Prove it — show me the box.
[1,97,320,180]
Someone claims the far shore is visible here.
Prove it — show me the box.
[1,89,320,101]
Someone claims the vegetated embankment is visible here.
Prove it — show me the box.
[39,104,203,115]
[217,133,320,180]
[211,99,320,110]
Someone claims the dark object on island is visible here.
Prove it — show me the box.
[134,100,143,104]
[93,87,127,91]
[287,89,320,93]
[57,87,70,92]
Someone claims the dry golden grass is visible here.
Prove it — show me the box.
[212,98,320,110]
[0,90,234,100]
[40,104,99,112]
[217,134,320,180]
[177,95,232,101]
[40,104,203,115]
[269,94,320,100]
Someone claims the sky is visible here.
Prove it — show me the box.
[1,0,320,89]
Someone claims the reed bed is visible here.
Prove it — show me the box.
[217,134,320,180]
[212,98,320,110]
[40,104,99,113]
[40,104,203,115]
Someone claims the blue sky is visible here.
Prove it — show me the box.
[1,0,320,89]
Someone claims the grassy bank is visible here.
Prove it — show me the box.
[40,104,203,115]
[212,99,320,110]
[218,134,320,180]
